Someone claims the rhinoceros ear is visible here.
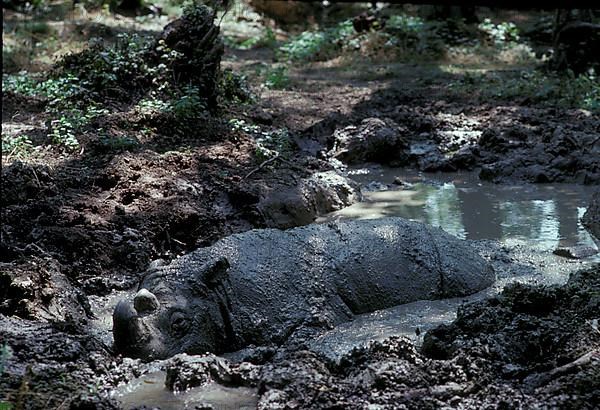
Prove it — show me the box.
[200,255,230,288]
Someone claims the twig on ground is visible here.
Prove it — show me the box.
[243,153,281,180]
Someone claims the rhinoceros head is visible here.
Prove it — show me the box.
[112,256,230,361]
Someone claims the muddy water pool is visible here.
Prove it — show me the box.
[310,166,599,361]
[114,371,258,410]
[319,166,599,254]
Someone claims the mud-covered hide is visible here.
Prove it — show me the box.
[153,4,224,107]
[583,190,600,240]
[113,217,494,361]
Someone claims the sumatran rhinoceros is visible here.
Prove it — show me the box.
[113,217,494,360]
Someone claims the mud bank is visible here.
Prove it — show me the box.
[306,88,600,185]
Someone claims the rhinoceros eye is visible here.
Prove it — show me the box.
[170,312,189,337]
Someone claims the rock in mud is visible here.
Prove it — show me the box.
[113,217,494,360]
[477,125,600,184]
[327,118,408,165]
[583,190,600,240]
[1,161,56,207]
[257,171,361,228]
[553,245,598,259]
[421,264,600,407]
[165,353,259,392]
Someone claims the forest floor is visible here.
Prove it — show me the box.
[1,2,600,409]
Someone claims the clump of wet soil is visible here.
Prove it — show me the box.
[309,87,600,184]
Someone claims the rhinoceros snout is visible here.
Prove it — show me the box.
[134,288,159,313]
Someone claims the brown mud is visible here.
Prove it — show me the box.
[2,5,600,409]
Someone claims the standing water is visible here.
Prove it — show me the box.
[318,167,599,254]
[309,166,599,362]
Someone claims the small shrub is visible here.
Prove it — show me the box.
[220,68,254,103]
[97,134,140,152]
[263,66,289,89]
[478,19,520,47]
[255,128,294,161]
[278,20,355,61]
[1,134,33,160]
[170,85,206,119]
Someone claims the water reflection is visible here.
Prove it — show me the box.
[320,169,596,250]
[115,371,258,410]
[319,168,599,253]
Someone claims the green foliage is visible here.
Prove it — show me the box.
[263,66,289,89]
[59,34,152,93]
[229,119,294,161]
[0,402,13,410]
[46,105,108,150]
[97,134,140,152]
[136,86,208,119]
[450,69,600,112]
[137,95,171,114]
[0,343,12,376]
[478,18,520,46]
[254,128,293,161]
[2,134,34,160]
[170,85,207,119]
[278,20,355,61]
[220,68,254,103]
[49,117,80,150]
[229,118,261,134]
[386,14,426,34]
[3,72,109,150]
[382,14,445,56]
[3,73,84,105]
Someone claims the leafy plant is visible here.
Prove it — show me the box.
[97,134,140,152]
[278,20,355,61]
[220,68,254,103]
[170,85,206,119]
[2,134,34,160]
[478,18,520,46]
[263,66,289,89]
[255,128,294,161]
